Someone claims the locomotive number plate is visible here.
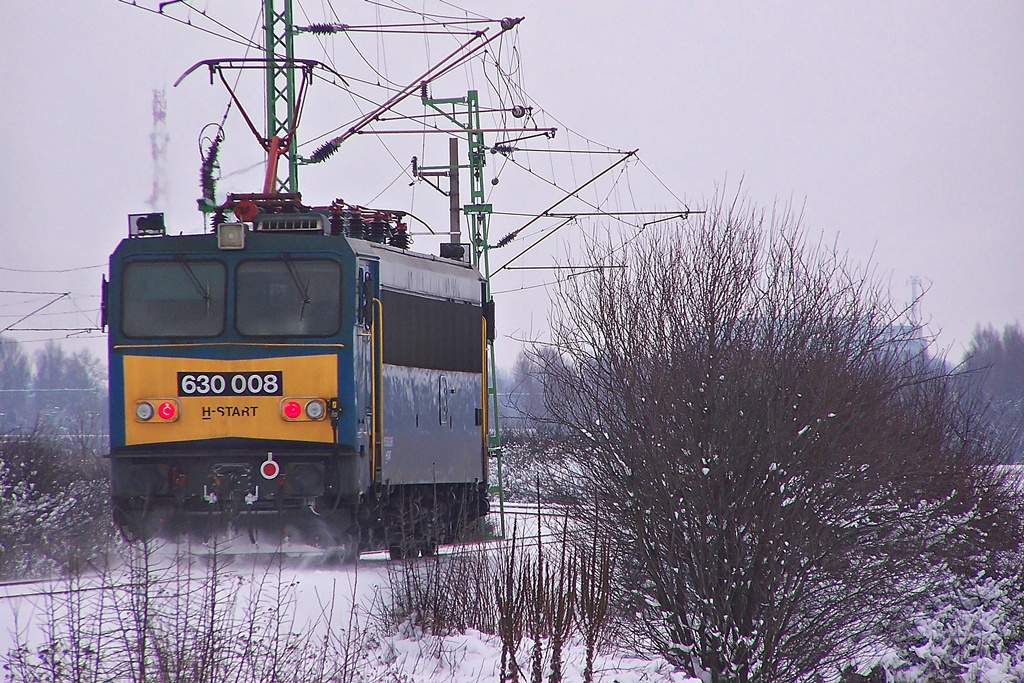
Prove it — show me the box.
[177,372,283,397]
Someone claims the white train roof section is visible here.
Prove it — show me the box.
[354,241,483,304]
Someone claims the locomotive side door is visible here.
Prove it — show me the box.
[354,258,381,485]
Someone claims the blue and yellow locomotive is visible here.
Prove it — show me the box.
[105,199,491,559]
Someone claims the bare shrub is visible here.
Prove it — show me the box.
[532,192,1023,682]
[576,511,613,683]
[3,540,373,683]
[377,505,615,683]
[379,547,498,638]
[491,530,518,681]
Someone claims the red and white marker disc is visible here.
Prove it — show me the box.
[261,459,280,479]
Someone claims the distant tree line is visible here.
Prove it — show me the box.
[962,323,1024,463]
[0,336,108,446]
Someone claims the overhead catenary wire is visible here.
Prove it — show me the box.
[114,0,261,50]
[143,0,658,242]
[492,150,637,275]
[30,3,674,273]
[306,18,522,164]
[7,327,103,333]
[2,294,70,334]
[362,0,489,23]
[104,0,697,329]
[491,281,555,296]
[0,265,104,274]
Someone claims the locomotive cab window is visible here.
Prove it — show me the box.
[236,258,341,337]
[122,259,227,337]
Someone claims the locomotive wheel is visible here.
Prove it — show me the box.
[116,519,143,544]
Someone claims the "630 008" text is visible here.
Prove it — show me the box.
[177,371,282,397]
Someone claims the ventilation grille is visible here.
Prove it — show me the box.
[253,214,326,232]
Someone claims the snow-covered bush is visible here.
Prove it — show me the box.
[883,565,1024,682]
[529,191,1024,682]
[494,431,567,504]
[0,429,113,578]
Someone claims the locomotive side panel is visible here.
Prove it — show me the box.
[367,246,486,487]
[383,366,482,483]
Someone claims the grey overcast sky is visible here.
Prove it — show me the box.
[1,1,1022,368]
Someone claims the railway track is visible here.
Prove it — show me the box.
[0,503,574,601]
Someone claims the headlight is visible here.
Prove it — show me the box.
[305,399,326,420]
[135,402,155,421]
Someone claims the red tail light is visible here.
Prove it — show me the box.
[158,401,177,420]
[282,400,302,419]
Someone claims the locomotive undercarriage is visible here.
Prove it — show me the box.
[111,454,489,562]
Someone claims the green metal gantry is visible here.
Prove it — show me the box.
[419,88,507,536]
[264,0,299,194]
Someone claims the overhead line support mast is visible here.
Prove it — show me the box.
[265,0,298,194]
[418,86,507,533]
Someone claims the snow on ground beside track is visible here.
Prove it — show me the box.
[0,543,394,671]
[0,536,698,683]
[377,629,699,683]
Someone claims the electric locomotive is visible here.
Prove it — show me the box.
[105,198,492,560]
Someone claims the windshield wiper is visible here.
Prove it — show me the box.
[281,254,311,321]
[176,255,211,315]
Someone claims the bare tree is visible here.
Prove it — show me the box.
[504,348,554,430]
[532,193,1021,683]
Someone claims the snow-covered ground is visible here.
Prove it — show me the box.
[3,505,1022,683]
[0,531,699,683]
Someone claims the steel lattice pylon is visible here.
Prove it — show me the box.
[264,0,299,194]
[419,88,507,536]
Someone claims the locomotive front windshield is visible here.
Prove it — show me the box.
[236,259,341,337]
[122,260,227,337]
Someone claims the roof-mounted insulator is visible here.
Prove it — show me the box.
[368,212,389,244]
[328,198,347,236]
[389,221,411,250]
[344,207,365,239]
